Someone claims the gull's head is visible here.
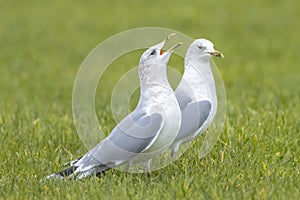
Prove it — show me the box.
[189,38,224,59]
[139,33,182,66]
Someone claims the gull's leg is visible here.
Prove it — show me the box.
[171,143,180,160]
[126,162,132,172]
[144,160,151,177]
[171,150,177,160]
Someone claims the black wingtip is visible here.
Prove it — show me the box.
[95,165,111,177]
[57,165,78,177]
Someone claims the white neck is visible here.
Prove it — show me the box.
[137,64,175,113]
[138,64,170,91]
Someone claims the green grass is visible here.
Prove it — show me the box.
[1,0,300,199]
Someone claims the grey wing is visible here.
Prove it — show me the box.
[175,100,211,141]
[108,111,163,152]
[75,110,163,170]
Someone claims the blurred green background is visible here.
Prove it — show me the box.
[0,0,299,199]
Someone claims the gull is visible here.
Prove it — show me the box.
[47,35,182,179]
[170,38,223,158]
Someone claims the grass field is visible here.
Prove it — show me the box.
[1,0,299,199]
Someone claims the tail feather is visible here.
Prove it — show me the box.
[46,165,78,180]
[96,165,110,177]
[47,162,111,180]
[76,165,110,179]
[58,165,78,177]
[62,157,82,166]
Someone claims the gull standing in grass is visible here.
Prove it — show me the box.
[47,35,182,179]
[170,38,223,159]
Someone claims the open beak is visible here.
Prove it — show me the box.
[166,42,183,52]
[209,50,224,58]
[158,33,182,55]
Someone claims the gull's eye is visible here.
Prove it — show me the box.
[150,50,156,55]
[198,46,204,50]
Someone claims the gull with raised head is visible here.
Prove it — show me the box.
[47,34,182,179]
